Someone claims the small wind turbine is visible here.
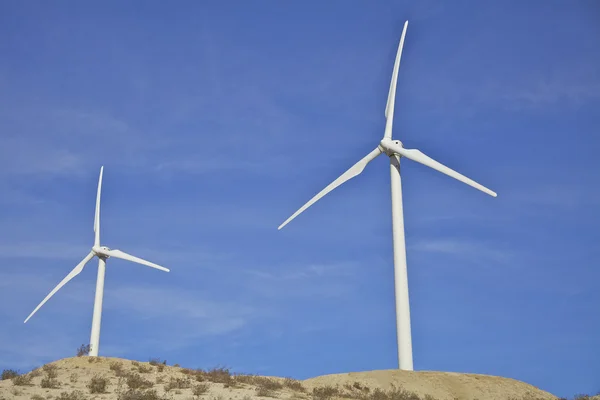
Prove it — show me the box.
[24,166,169,357]
[277,21,497,371]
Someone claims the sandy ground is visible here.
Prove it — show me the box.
[0,356,561,400]
[303,369,558,400]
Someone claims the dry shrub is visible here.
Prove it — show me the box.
[165,376,192,391]
[12,374,33,386]
[181,368,196,376]
[369,388,389,400]
[290,393,309,400]
[136,364,153,374]
[29,368,43,378]
[344,382,370,394]
[126,373,154,390]
[347,385,423,400]
[232,374,256,385]
[257,377,284,391]
[313,386,341,400]
[87,375,109,394]
[256,386,274,397]
[1,369,19,380]
[118,389,163,400]
[76,344,91,357]
[284,378,305,392]
[148,358,166,372]
[110,361,127,377]
[70,373,79,384]
[155,376,165,384]
[40,364,60,389]
[56,390,87,400]
[31,395,46,400]
[43,364,59,379]
[204,367,232,385]
[383,385,421,400]
[193,383,210,396]
[148,358,166,366]
[41,376,61,389]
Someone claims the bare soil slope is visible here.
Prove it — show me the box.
[0,357,558,400]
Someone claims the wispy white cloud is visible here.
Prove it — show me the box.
[409,238,513,264]
[0,268,263,364]
[0,184,47,206]
[241,261,360,300]
[244,262,355,281]
[0,242,88,260]
[0,106,172,179]
[0,240,225,272]
[509,183,600,209]
[0,329,77,369]
[410,61,600,117]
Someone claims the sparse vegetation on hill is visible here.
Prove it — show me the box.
[76,344,91,357]
[0,369,19,380]
[0,355,585,400]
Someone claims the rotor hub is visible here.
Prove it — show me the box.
[92,246,111,259]
[379,139,403,156]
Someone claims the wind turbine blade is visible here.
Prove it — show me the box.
[24,251,95,323]
[384,20,409,139]
[94,166,104,247]
[104,249,170,272]
[390,144,497,197]
[278,147,383,230]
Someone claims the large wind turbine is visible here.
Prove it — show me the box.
[24,166,169,357]
[277,21,496,371]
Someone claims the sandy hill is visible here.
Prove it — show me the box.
[0,356,559,400]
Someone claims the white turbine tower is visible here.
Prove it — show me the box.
[24,166,169,357]
[277,21,497,371]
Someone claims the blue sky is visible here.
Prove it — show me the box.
[0,1,599,397]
